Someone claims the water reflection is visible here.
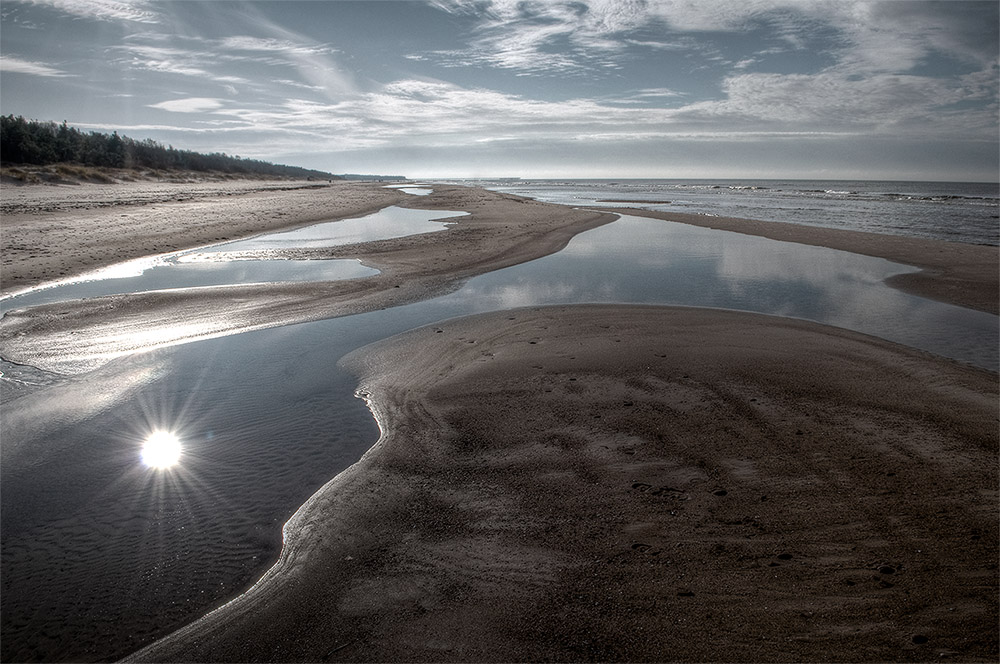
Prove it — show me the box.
[2,211,997,661]
[2,259,379,311]
[195,206,463,254]
[140,430,182,468]
[1,206,465,312]
[431,215,997,370]
[383,184,433,196]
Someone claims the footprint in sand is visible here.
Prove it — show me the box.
[630,543,662,556]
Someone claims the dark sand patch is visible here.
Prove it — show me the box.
[128,305,998,663]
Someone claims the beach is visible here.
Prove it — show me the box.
[129,305,998,662]
[0,182,615,374]
[2,180,997,662]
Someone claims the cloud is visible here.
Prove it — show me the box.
[427,0,650,74]
[631,88,685,99]
[429,0,999,78]
[148,98,224,113]
[0,55,72,77]
[184,67,994,160]
[18,0,159,23]
[219,36,338,57]
[115,30,351,96]
[115,43,215,78]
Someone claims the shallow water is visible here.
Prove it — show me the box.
[0,206,465,311]
[1,258,380,311]
[194,205,462,253]
[2,212,997,662]
[432,216,998,371]
[383,184,433,196]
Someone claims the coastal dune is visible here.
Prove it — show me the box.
[129,305,998,662]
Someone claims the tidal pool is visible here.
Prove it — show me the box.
[384,184,433,196]
[2,212,996,662]
[0,206,465,312]
[193,205,462,254]
[1,257,379,311]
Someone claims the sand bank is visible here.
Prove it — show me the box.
[0,180,408,295]
[601,208,999,315]
[0,184,615,373]
[128,304,998,662]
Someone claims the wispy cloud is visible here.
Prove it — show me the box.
[219,36,338,57]
[111,20,355,99]
[0,55,72,77]
[430,0,999,78]
[168,69,993,159]
[17,0,159,23]
[427,0,649,74]
[149,98,224,114]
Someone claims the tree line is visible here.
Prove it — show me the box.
[0,115,339,180]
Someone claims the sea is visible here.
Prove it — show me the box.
[438,179,999,247]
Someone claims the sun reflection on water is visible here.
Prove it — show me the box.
[140,430,182,469]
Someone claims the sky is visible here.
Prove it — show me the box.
[1,0,997,181]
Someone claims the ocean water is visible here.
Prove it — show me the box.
[448,179,999,247]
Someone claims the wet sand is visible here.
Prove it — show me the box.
[129,305,998,662]
[0,183,615,373]
[1,180,409,294]
[602,208,999,315]
[2,181,997,661]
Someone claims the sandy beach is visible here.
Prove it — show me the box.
[1,180,997,662]
[0,182,615,374]
[128,305,998,662]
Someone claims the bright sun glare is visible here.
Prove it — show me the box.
[141,430,182,468]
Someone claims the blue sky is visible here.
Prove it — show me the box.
[1,0,997,180]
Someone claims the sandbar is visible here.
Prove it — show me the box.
[0,182,614,373]
[128,304,998,662]
[601,208,999,315]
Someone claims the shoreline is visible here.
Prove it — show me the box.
[600,208,999,315]
[1,182,995,375]
[0,180,409,296]
[128,304,999,662]
[0,183,616,374]
[1,181,996,661]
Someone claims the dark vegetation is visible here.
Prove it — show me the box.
[0,115,339,180]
